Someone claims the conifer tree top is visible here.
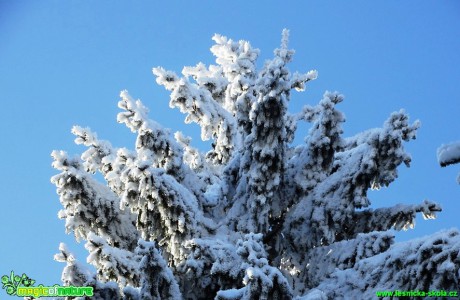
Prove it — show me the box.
[51,30,460,299]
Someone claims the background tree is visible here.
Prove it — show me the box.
[52,30,460,299]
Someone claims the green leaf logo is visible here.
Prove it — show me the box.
[1,271,36,296]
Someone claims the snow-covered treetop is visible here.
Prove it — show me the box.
[50,30,458,299]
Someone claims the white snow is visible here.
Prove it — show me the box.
[437,141,460,167]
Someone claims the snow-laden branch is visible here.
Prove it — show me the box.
[85,235,182,298]
[300,231,394,294]
[136,239,182,299]
[437,140,460,184]
[216,233,292,299]
[209,33,259,115]
[178,238,243,298]
[51,151,139,250]
[117,91,224,210]
[287,91,345,196]
[54,242,95,287]
[438,141,460,167]
[118,158,216,265]
[354,200,441,233]
[284,110,422,253]
[117,90,186,178]
[54,243,127,299]
[86,232,141,288]
[311,229,460,299]
[153,67,239,165]
[71,125,133,195]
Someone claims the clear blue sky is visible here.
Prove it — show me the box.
[1,0,459,289]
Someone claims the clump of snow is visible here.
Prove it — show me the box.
[438,141,460,167]
[438,140,460,184]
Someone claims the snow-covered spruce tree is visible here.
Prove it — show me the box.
[52,30,460,299]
